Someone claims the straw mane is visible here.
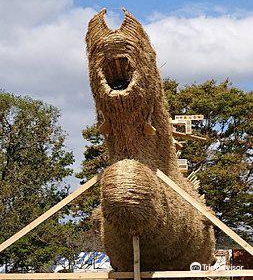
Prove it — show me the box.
[86,9,215,272]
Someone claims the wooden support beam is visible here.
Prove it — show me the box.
[0,272,109,279]
[156,169,253,256]
[177,159,188,173]
[175,115,204,121]
[172,131,206,141]
[133,236,141,280]
[1,270,253,279]
[185,120,192,134]
[0,175,100,253]
[172,115,204,135]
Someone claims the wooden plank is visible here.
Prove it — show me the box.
[0,272,109,279]
[1,270,253,279]
[185,120,192,134]
[172,131,206,141]
[0,175,100,253]
[156,169,253,256]
[133,236,141,280]
[175,115,204,121]
[140,270,253,278]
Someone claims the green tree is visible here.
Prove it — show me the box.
[74,126,108,227]
[76,80,253,245]
[164,79,253,245]
[0,92,77,272]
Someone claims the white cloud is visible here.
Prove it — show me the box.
[0,1,99,188]
[1,1,253,189]
[146,15,253,84]
[0,0,72,26]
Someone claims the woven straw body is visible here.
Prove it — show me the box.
[86,9,215,271]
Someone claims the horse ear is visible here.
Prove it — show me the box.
[86,9,110,51]
[120,8,151,42]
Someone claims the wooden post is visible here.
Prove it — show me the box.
[133,236,141,280]
[0,174,100,253]
[172,131,206,141]
[156,169,253,256]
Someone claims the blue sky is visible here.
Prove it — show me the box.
[0,0,253,189]
[74,0,253,20]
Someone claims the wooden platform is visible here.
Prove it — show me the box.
[1,270,253,279]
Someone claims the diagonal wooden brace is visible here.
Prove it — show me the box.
[156,169,253,256]
[0,175,100,253]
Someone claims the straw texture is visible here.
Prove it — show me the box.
[86,9,215,272]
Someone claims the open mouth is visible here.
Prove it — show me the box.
[103,57,133,91]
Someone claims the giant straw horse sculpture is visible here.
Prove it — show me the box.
[86,9,216,272]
